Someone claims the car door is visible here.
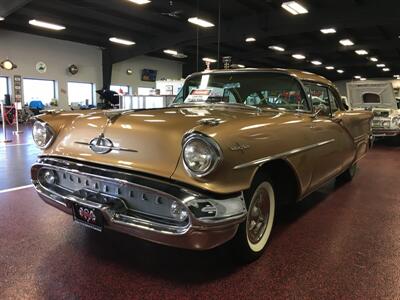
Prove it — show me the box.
[328,87,372,161]
[302,82,354,190]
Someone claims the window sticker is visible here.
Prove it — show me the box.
[185,89,212,102]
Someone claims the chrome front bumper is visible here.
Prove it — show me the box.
[372,128,400,137]
[31,157,247,250]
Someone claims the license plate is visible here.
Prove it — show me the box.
[72,203,104,232]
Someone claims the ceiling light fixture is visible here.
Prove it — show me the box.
[354,75,361,79]
[383,68,390,72]
[337,69,344,74]
[360,78,367,81]
[172,53,187,59]
[29,19,66,31]
[188,17,215,28]
[377,64,386,68]
[0,59,17,70]
[325,66,335,70]
[311,60,322,65]
[202,57,217,63]
[281,1,308,15]
[245,37,256,42]
[320,28,336,34]
[127,0,151,4]
[109,37,136,46]
[339,39,354,46]
[393,75,400,78]
[163,49,178,55]
[292,54,306,60]
[369,57,378,62]
[268,45,285,52]
[237,64,246,68]
[0,17,4,21]
[355,49,368,55]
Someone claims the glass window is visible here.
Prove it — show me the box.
[362,93,380,104]
[110,84,129,95]
[138,87,153,96]
[23,78,56,106]
[174,72,309,111]
[0,77,8,102]
[303,83,331,116]
[327,89,339,112]
[68,82,94,106]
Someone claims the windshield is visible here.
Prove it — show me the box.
[173,72,310,111]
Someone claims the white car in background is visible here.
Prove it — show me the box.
[347,80,400,140]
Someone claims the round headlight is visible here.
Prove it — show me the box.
[32,121,55,148]
[392,117,400,127]
[182,134,222,177]
[382,121,390,128]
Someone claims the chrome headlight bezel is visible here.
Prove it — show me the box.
[32,120,56,149]
[392,117,400,127]
[182,133,223,178]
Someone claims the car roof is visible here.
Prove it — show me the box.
[188,68,334,87]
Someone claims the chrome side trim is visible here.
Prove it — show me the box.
[233,139,335,170]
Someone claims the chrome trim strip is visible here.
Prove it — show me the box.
[74,141,138,153]
[233,139,335,170]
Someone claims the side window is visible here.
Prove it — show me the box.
[328,89,340,113]
[303,83,330,116]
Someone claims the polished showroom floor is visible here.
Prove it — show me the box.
[0,124,399,299]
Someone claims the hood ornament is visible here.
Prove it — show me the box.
[75,133,138,154]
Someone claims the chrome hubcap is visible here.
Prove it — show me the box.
[246,187,270,244]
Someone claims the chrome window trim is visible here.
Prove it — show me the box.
[233,139,335,170]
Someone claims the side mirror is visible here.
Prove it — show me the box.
[342,99,349,111]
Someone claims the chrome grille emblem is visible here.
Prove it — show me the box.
[89,134,114,154]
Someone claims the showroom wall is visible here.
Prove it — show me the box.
[0,29,103,110]
[112,55,183,94]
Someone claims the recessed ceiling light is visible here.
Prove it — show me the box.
[311,60,322,65]
[163,49,178,55]
[383,68,390,72]
[202,57,217,63]
[172,53,187,59]
[337,69,344,73]
[237,64,246,68]
[292,54,306,60]
[281,1,308,15]
[188,17,215,28]
[0,17,4,21]
[355,49,368,55]
[29,19,66,31]
[325,66,335,70]
[393,75,400,78]
[360,78,367,81]
[109,37,136,46]
[354,75,361,79]
[245,37,256,42]
[268,45,285,52]
[320,28,336,34]
[0,59,17,70]
[127,0,151,4]
[377,64,386,68]
[369,57,378,62]
[339,39,354,46]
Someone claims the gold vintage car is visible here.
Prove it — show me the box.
[31,69,373,261]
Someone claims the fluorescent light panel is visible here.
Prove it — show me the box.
[29,19,65,31]
[355,49,368,55]
[237,64,246,68]
[339,39,354,46]
[109,37,136,46]
[245,37,256,42]
[292,54,306,60]
[163,49,178,55]
[360,78,367,81]
[337,69,344,73]
[377,64,386,68]
[325,66,335,70]
[320,28,336,34]
[311,60,322,65]
[281,1,308,15]
[383,68,390,72]
[354,76,361,79]
[188,17,215,28]
[369,57,378,62]
[0,17,4,21]
[269,45,285,52]
[202,57,217,63]
[127,0,151,4]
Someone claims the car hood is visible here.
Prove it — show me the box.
[42,105,265,178]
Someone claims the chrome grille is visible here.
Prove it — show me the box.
[38,167,186,225]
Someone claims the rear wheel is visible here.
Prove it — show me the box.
[231,177,276,263]
[336,163,357,183]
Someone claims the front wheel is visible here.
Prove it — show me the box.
[231,178,276,263]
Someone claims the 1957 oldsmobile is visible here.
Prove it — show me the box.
[31,69,373,261]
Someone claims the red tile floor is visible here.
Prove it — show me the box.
[0,125,399,299]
